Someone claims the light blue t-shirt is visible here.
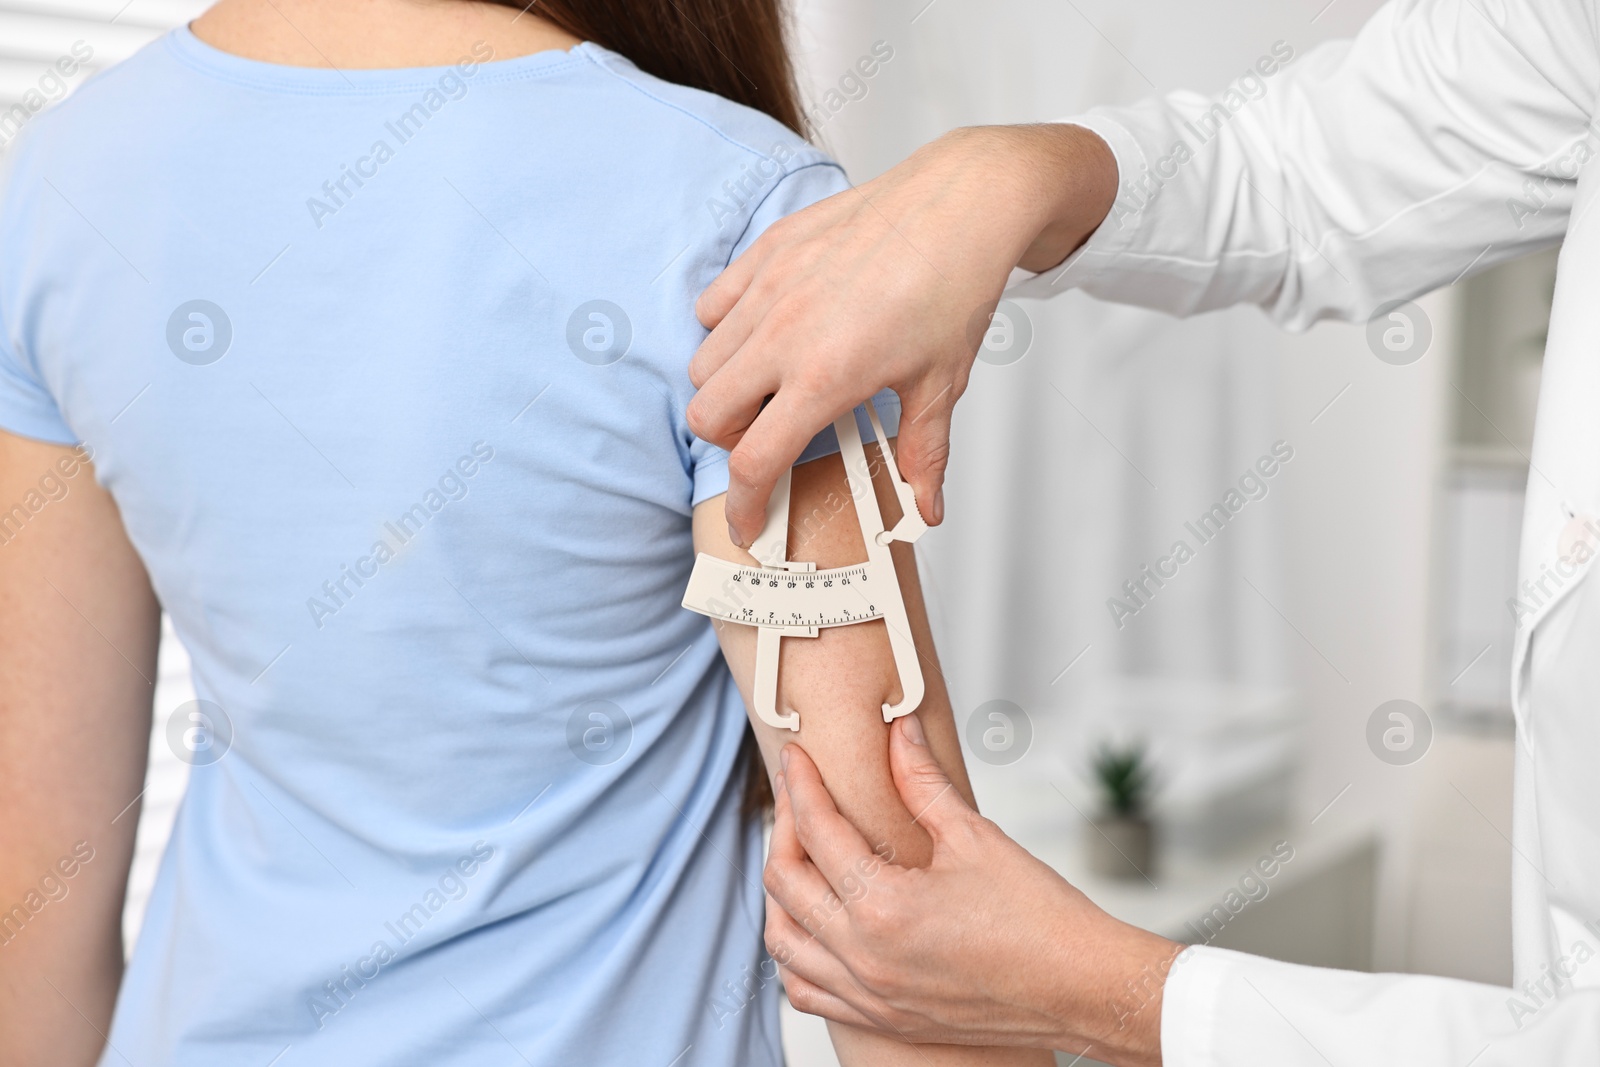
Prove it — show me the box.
[0,29,898,1066]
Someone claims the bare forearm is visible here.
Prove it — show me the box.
[0,433,157,1065]
[858,123,1118,283]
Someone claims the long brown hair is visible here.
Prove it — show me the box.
[494,0,805,135]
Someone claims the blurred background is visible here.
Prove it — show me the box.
[2,1,1547,1063]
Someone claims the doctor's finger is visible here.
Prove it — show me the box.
[892,377,959,526]
[774,957,880,1031]
[694,230,769,333]
[684,343,773,449]
[763,896,878,1022]
[721,397,839,547]
[765,769,849,919]
[778,971,876,1030]
[779,744,882,889]
[889,714,981,850]
[689,273,766,391]
[687,290,804,444]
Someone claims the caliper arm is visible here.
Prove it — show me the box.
[833,408,924,723]
[748,467,804,732]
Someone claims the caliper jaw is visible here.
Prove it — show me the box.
[747,467,808,731]
[863,403,929,549]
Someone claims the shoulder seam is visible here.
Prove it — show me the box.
[579,48,828,170]
[575,50,846,269]
[720,160,847,269]
[10,49,145,140]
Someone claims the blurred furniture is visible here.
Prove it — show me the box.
[1063,677,1302,858]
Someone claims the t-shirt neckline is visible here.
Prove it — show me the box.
[165,24,597,94]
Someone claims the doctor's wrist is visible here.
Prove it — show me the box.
[919,124,1116,279]
[1000,122,1118,274]
[1048,921,1181,1067]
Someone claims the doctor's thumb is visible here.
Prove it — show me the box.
[891,392,951,527]
[889,714,973,842]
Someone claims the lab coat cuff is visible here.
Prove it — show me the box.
[1158,945,1234,1067]
[1004,114,1151,300]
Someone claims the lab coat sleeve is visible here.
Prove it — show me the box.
[1018,0,1600,327]
[1163,946,1600,1066]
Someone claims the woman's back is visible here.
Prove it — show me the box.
[0,24,849,1064]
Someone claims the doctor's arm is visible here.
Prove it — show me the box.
[767,719,1600,1067]
[0,430,159,1066]
[691,443,1054,1067]
[689,0,1599,548]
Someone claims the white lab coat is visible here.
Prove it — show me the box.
[1011,0,1600,1061]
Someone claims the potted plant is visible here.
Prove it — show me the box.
[1086,742,1157,880]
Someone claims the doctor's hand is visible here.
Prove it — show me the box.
[764,714,1181,1067]
[689,124,1118,548]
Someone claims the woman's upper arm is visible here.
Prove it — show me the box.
[0,430,158,1064]
[692,440,974,868]
[693,443,1058,1066]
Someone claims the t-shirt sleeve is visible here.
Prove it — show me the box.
[0,142,76,447]
[689,159,901,507]
[0,323,76,446]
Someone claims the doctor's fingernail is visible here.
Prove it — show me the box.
[728,522,746,549]
[779,747,791,771]
[900,714,927,746]
[774,771,786,793]
[933,488,945,524]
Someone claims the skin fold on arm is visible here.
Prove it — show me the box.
[0,431,158,1067]
[693,440,1054,1067]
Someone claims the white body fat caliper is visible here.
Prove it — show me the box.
[681,400,928,731]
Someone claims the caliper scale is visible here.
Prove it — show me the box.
[682,401,928,731]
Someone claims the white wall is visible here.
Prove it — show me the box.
[1267,293,1453,969]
